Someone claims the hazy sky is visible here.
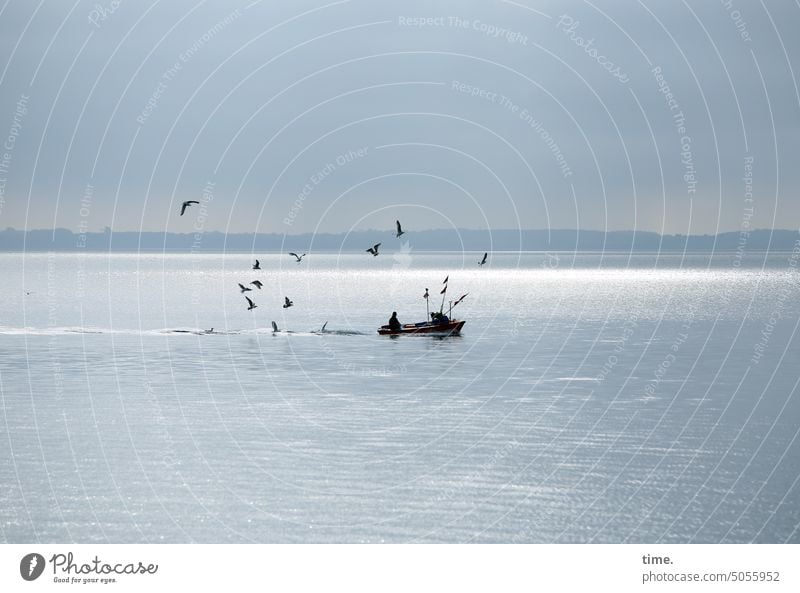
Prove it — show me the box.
[0,0,798,235]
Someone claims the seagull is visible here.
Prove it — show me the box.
[239,283,252,293]
[395,220,405,238]
[245,296,257,310]
[252,259,261,270]
[320,321,328,333]
[271,321,279,333]
[479,252,488,266]
[366,242,381,256]
[289,252,306,263]
[204,328,214,334]
[283,297,293,309]
[250,280,263,289]
[180,200,199,216]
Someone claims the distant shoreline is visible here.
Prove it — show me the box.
[1,227,797,252]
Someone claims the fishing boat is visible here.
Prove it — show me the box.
[378,277,468,336]
[377,318,465,336]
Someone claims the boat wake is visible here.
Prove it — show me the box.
[0,326,366,337]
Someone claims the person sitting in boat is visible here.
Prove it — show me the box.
[431,311,449,324]
[388,311,402,331]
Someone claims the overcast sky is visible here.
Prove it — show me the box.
[0,0,798,235]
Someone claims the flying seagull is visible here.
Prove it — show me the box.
[366,243,381,257]
[245,296,257,310]
[180,200,199,216]
[479,252,487,266]
[239,283,252,293]
[289,252,306,263]
[283,297,293,309]
[250,280,263,289]
[252,259,261,270]
[395,220,405,238]
[320,321,328,333]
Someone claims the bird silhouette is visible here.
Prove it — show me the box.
[395,220,405,238]
[283,297,293,309]
[245,296,257,310]
[366,243,381,256]
[180,201,199,216]
[289,252,306,263]
[252,259,261,270]
[239,283,252,293]
[479,252,487,266]
[250,280,263,289]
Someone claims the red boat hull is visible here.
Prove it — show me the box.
[377,320,465,335]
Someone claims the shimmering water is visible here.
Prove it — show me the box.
[1,251,799,542]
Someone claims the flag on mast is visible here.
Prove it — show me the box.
[453,293,469,307]
[440,284,447,295]
[442,275,449,284]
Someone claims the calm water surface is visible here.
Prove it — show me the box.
[1,251,799,542]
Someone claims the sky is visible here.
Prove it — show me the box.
[0,0,798,236]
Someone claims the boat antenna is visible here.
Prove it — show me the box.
[439,276,448,313]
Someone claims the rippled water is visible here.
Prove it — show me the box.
[1,251,799,542]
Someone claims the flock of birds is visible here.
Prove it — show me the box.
[179,202,490,314]
[237,258,295,312]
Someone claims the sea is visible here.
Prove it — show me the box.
[1,250,798,543]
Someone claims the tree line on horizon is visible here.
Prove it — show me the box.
[0,226,796,252]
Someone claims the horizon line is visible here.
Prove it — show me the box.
[3,226,798,236]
